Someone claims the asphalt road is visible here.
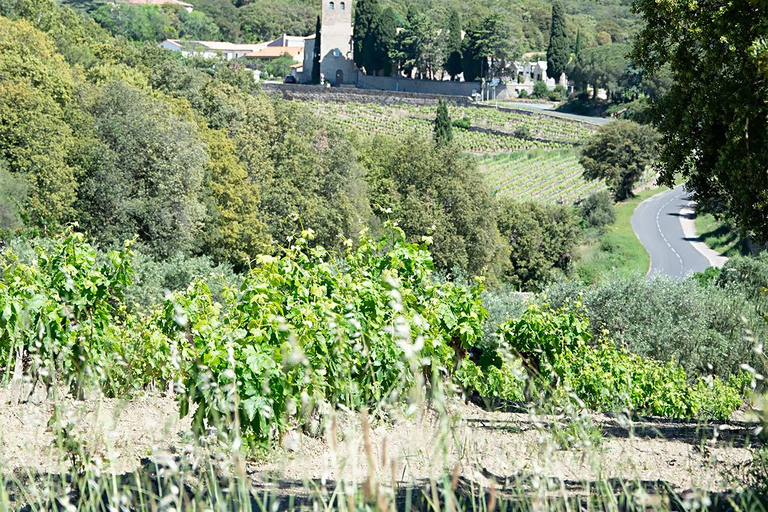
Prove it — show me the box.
[500,102,611,125]
[631,185,716,278]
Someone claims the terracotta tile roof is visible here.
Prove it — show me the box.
[243,46,304,59]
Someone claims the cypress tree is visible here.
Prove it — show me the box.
[461,20,482,82]
[353,0,382,74]
[574,27,582,56]
[444,9,463,80]
[434,99,453,147]
[546,0,569,81]
[311,15,321,84]
[374,7,398,75]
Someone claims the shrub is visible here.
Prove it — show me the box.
[127,250,238,312]
[452,117,471,129]
[715,253,768,307]
[518,89,528,98]
[532,80,549,99]
[544,276,764,379]
[497,200,581,291]
[548,84,568,102]
[0,230,179,396]
[497,304,745,419]
[480,286,531,348]
[579,191,616,228]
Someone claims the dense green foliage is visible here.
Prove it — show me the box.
[545,1,568,82]
[633,0,768,243]
[178,228,490,445]
[578,191,616,228]
[569,44,630,97]
[90,3,221,41]
[499,304,746,419]
[433,99,453,147]
[580,120,659,200]
[362,136,507,282]
[545,275,766,380]
[497,200,580,291]
[0,232,176,396]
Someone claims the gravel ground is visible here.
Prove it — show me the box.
[0,389,756,498]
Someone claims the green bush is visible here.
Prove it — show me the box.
[127,250,238,312]
[0,230,179,396]
[548,84,568,102]
[579,191,616,228]
[497,304,745,419]
[173,227,489,447]
[497,200,581,291]
[532,80,549,99]
[544,276,764,379]
[452,117,471,129]
[518,89,528,98]
[715,253,768,306]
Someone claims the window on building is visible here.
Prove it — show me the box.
[340,2,345,9]
[329,1,334,9]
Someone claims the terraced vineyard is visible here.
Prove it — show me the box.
[477,149,606,204]
[309,100,608,204]
[310,101,595,153]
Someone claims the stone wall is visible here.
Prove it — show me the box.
[356,74,527,100]
[261,83,472,106]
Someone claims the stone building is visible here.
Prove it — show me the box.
[301,0,357,85]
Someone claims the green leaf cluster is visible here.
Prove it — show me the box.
[173,226,488,446]
[498,304,747,419]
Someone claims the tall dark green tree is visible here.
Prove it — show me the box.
[546,0,569,81]
[574,27,582,56]
[434,99,453,147]
[461,20,482,81]
[311,15,321,84]
[444,9,463,80]
[373,7,397,76]
[352,0,381,75]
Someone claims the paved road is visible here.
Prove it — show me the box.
[500,102,611,126]
[631,185,725,278]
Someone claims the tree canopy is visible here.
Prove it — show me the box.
[632,0,768,240]
[580,120,659,201]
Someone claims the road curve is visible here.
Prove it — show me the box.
[631,185,725,278]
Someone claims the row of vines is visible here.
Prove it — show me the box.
[0,229,752,452]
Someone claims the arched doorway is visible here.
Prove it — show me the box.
[335,69,344,86]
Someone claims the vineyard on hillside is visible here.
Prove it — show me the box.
[310,102,595,151]
[309,101,606,204]
[477,149,605,204]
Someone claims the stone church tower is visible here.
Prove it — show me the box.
[302,0,356,85]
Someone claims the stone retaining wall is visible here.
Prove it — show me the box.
[261,83,471,106]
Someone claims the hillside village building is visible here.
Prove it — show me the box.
[300,1,356,85]
[158,0,567,97]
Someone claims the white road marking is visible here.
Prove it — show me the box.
[655,190,685,276]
